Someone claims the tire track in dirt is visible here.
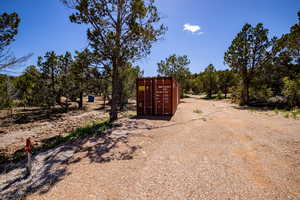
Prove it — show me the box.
[6,97,299,200]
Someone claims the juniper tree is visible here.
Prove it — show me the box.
[0,12,31,71]
[37,51,60,108]
[217,70,237,98]
[62,0,166,121]
[157,54,191,94]
[224,23,275,105]
[203,64,217,98]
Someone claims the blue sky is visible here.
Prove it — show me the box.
[1,0,299,76]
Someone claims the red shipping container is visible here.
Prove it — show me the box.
[136,77,180,116]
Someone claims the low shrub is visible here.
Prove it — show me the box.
[193,109,203,114]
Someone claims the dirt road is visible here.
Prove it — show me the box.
[2,97,300,199]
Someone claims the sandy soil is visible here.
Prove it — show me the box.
[0,97,108,156]
[1,96,300,200]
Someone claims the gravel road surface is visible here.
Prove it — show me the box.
[1,97,300,200]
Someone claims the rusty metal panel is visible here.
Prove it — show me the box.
[137,77,180,116]
[137,78,153,116]
[154,77,173,115]
[171,79,178,115]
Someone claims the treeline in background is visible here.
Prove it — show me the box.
[159,11,300,110]
[0,6,299,123]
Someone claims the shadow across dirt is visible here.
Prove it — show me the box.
[0,107,80,127]
[94,102,136,111]
[73,121,144,163]
[231,102,288,112]
[0,146,72,199]
[232,105,275,112]
[0,119,148,199]
[132,115,172,121]
[179,100,193,104]
[199,96,229,101]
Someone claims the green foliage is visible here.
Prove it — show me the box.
[216,91,223,100]
[37,51,60,107]
[36,120,112,151]
[190,74,204,94]
[157,54,191,88]
[63,0,166,121]
[248,109,257,113]
[186,68,239,99]
[249,84,273,102]
[187,11,299,106]
[203,64,218,98]
[284,112,290,118]
[217,70,238,98]
[0,12,20,70]
[0,120,112,172]
[69,49,93,108]
[14,65,41,106]
[273,108,300,120]
[0,12,32,71]
[0,12,20,50]
[290,109,299,119]
[224,23,275,105]
[33,50,101,110]
[119,63,143,106]
[282,76,300,108]
[274,11,300,65]
[229,85,242,104]
[0,76,16,110]
[193,109,203,114]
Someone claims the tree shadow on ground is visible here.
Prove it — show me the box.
[231,101,288,112]
[0,119,150,199]
[232,105,275,112]
[180,100,193,103]
[0,146,73,199]
[199,95,229,101]
[0,106,80,127]
[131,115,172,121]
[72,120,145,163]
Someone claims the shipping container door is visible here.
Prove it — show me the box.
[155,78,172,115]
[137,79,153,115]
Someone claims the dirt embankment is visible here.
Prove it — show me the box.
[0,97,108,157]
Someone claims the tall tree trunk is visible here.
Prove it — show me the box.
[103,95,106,108]
[51,67,56,107]
[240,79,247,106]
[56,91,61,105]
[110,58,119,122]
[79,91,83,109]
[240,67,248,106]
[65,98,69,113]
[10,107,13,123]
[110,0,123,122]
[245,79,249,104]
[119,77,124,111]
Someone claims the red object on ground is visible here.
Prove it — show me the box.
[136,77,180,116]
[24,138,33,153]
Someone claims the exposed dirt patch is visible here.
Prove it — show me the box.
[0,97,110,158]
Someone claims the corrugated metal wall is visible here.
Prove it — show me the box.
[136,77,180,116]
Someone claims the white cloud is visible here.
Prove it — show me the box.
[183,23,202,34]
